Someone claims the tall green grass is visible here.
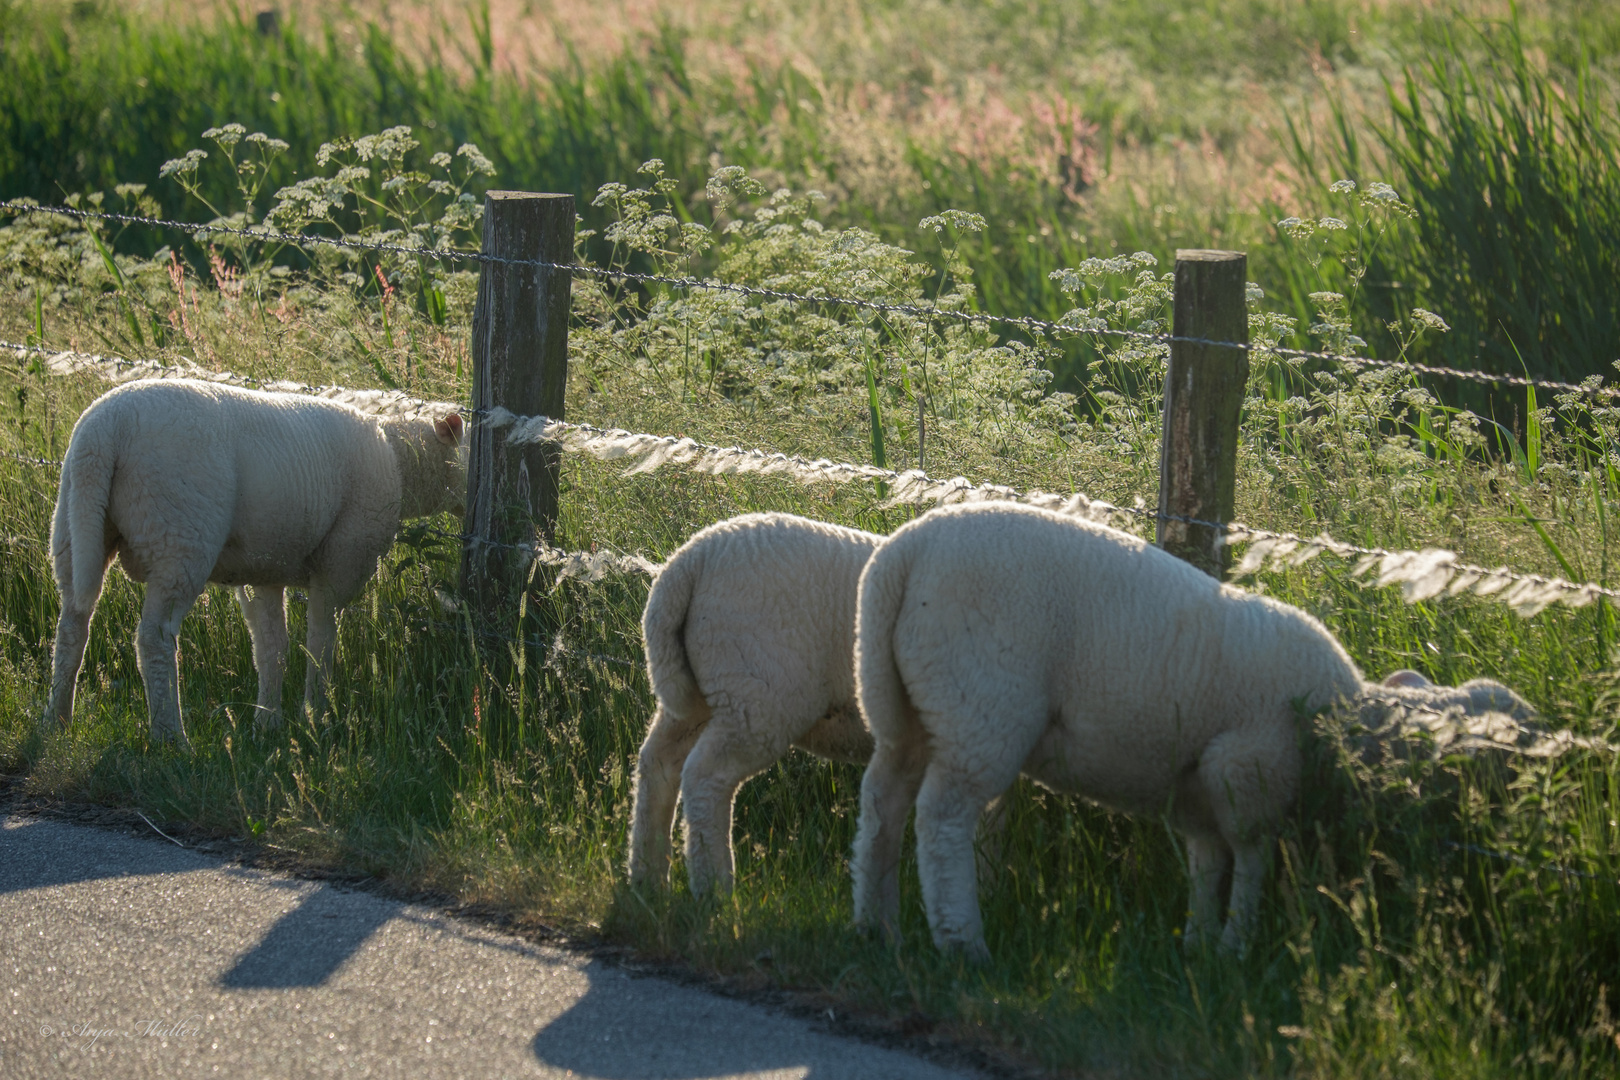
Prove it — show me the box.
[0,2,827,249]
[1284,13,1620,384]
[7,2,1617,390]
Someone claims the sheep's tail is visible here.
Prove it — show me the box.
[641,546,703,714]
[56,417,117,613]
[855,531,916,742]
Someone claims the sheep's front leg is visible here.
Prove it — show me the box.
[136,581,200,748]
[1219,841,1268,955]
[677,713,789,896]
[301,581,342,722]
[1197,726,1296,954]
[1182,833,1233,949]
[852,733,929,942]
[628,703,708,888]
[235,586,288,729]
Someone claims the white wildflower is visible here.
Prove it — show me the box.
[1329,179,1357,193]
[244,132,289,152]
[1318,216,1348,230]
[920,209,988,234]
[455,143,495,176]
[159,149,207,178]
[1411,308,1450,332]
[202,123,246,148]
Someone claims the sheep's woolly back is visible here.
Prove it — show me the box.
[857,503,1369,796]
[54,379,463,595]
[642,512,882,721]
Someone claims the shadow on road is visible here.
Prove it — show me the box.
[532,958,838,1079]
[217,880,393,988]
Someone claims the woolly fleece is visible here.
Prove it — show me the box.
[43,378,465,745]
[850,501,1533,958]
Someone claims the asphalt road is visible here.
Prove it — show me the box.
[0,814,980,1079]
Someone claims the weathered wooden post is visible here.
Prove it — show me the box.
[461,191,574,618]
[1157,249,1248,576]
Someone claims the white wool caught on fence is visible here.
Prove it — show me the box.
[480,408,1134,525]
[1356,694,1615,758]
[9,344,447,418]
[1225,524,1616,617]
[20,345,1614,621]
[532,542,659,584]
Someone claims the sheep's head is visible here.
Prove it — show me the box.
[389,406,467,519]
[427,409,468,516]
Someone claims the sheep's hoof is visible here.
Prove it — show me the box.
[854,916,900,947]
[625,863,671,891]
[151,726,192,753]
[950,940,992,966]
[1217,928,1250,958]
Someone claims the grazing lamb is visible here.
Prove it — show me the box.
[43,378,466,745]
[850,501,1534,958]
[628,513,882,896]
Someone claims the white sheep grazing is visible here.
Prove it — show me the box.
[850,501,1533,958]
[628,513,882,896]
[43,378,466,745]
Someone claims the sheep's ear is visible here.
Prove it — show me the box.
[1382,669,1432,689]
[435,413,465,446]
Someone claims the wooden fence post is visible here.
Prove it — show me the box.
[460,191,575,618]
[1157,249,1248,576]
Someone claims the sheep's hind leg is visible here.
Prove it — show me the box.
[136,578,203,747]
[44,597,96,730]
[235,586,288,729]
[913,762,1023,963]
[910,696,1043,961]
[851,719,930,943]
[628,702,709,888]
[42,478,107,730]
[678,712,790,896]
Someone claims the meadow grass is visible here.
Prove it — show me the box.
[3,1,1620,1075]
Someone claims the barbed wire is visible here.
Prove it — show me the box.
[2,448,61,468]
[443,620,642,670]
[10,199,1617,402]
[1441,836,1612,883]
[1223,522,1618,617]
